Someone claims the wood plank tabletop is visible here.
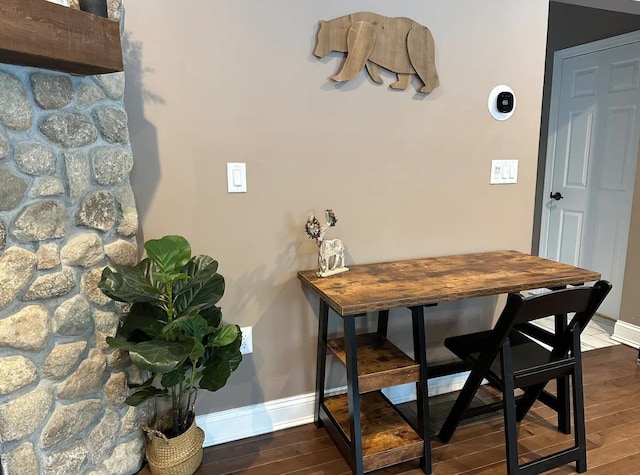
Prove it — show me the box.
[297,250,601,316]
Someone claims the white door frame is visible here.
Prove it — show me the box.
[539,30,640,266]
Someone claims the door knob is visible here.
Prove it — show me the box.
[550,192,564,201]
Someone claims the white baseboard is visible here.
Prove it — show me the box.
[196,372,470,447]
[196,392,316,446]
[612,320,640,349]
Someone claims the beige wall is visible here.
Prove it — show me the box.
[123,0,549,414]
[621,161,640,325]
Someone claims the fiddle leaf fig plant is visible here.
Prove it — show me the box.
[99,235,242,436]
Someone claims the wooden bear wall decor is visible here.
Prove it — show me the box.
[313,12,440,94]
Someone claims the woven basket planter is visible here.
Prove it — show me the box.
[145,415,205,475]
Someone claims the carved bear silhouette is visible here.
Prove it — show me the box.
[314,12,440,94]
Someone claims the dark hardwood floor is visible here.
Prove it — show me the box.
[138,344,640,474]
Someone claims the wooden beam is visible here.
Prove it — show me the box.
[0,0,123,75]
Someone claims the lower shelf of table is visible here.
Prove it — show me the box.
[327,333,420,393]
[321,391,425,472]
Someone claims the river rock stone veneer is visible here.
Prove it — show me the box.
[0,3,150,473]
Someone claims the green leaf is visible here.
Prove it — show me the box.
[179,255,219,280]
[228,351,243,372]
[99,260,162,304]
[208,324,239,348]
[130,341,190,373]
[223,329,242,351]
[106,338,189,373]
[161,367,185,388]
[201,306,222,328]
[118,303,166,340]
[200,330,242,381]
[145,236,192,275]
[162,311,209,339]
[186,337,206,362]
[173,256,224,314]
[152,272,188,285]
[125,386,168,406]
[208,331,242,370]
[207,327,241,352]
[199,360,233,391]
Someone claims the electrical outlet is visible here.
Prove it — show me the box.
[240,326,253,355]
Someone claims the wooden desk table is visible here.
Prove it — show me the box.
[298,250,601,475]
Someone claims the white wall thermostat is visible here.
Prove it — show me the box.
[488,85,516,121]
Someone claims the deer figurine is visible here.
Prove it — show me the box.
[305,209,349,277]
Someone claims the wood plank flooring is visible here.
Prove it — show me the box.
[138,344,640,475]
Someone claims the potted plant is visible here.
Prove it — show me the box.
[98,235,242,475]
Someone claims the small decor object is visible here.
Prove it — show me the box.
[314,12,439,94]
[305,209,349,277]
[98,235,242,475]
[79,0,108,17]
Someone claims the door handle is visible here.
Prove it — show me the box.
[550,192,564,201]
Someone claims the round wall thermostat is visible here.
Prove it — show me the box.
[488,85,516,121]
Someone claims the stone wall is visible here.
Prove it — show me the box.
[0,5,151,474]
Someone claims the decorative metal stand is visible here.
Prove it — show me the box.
[305,209,349,278]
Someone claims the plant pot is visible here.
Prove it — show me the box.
[145,416,205,475]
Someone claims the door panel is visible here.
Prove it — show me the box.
[572,67,598,97]
[558,210,583,265]
[565,110,592,188]
[591,215,624,288]
[600,107,634,191]
[609,60,639,93]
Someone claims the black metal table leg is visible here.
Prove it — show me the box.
[344,314,364,475]
[314,299,329,428]
[410,305,431,474]
[377,309,389,337]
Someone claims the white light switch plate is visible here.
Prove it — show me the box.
[490,160,518,184]
[227,163,247,193]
